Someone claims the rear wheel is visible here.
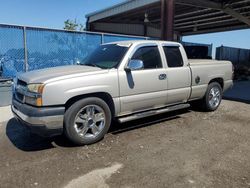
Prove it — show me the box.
[202,82,222,111]
[64,97,111,145]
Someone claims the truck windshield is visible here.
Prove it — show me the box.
[81,44,130,69]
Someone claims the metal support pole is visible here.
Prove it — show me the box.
[161,0,175,41]
[220,45,224,60]
[161,0,166,40]
[101,33,104,44]
[23,26,28,72]
[143,24,147,36]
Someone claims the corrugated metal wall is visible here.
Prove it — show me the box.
[216,46,250,67]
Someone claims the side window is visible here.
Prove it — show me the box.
[163,46,184,68]
[131,46,162,69]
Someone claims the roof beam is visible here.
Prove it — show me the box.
[151,5,250,24]
[175,18,237,30]
[176,0,250,26]
[222,7,250,26]
[175,5,250,23]
[175,11,250,27]
[175,14,232,27]
[182,24,249,36]
[175,0,222,9]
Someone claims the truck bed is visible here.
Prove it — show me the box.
[189,59,230,66]
[188,59,233,100]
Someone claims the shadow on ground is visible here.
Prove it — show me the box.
[109,109,189,134]
[6,118,57,151]
[6,109,190,152]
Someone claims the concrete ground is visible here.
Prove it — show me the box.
[0,106,12,122]
[0,99,250,188]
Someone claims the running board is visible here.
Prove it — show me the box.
[117,103,190,123]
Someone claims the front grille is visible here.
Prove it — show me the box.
[15,92,24,103]
[17,79,27,87]
[14,79,27,103]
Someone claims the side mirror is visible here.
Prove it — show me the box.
[125,59,144,72]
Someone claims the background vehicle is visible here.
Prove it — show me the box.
[12,40,233,145]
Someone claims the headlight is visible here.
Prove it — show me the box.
[26,83,45,106]
[27,83,44,94]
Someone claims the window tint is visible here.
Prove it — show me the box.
[81,44,129,69]
[131,46,162,69]
[163,46,184,67]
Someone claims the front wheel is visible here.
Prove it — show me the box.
[64,97,111,145]
[203,82,222,111]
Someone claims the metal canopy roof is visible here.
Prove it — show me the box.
[86,0,250,37]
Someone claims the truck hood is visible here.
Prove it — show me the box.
[18,65,109,84]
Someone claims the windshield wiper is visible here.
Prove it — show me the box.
[83,63,106,69]
[83,63,97,67]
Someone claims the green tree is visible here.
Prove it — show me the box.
[64,19,85,31]
[64,19,78,31]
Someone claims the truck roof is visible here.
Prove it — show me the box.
[105,40,181,46]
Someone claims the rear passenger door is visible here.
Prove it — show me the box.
[162,45,191,104]
[118,45,168,115]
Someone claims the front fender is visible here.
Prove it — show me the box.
[41,71,119,106]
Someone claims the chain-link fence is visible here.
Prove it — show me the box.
[0,24,214,79]
[0,24,148,78]
[0,25,26,78]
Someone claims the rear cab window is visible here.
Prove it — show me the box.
[163,46,184,68]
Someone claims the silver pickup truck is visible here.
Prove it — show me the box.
[12,40,233,145]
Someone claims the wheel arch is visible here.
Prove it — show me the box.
[65,92,115,118]
[208,77,224,89]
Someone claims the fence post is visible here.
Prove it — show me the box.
[220,45,224,60]
[210,43,213,58]
[23,26,28,72]
[101,33,104,44]
[237,48,240,65]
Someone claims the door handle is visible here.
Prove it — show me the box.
[159,74,167,80]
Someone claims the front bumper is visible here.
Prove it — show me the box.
[12,99,65,137]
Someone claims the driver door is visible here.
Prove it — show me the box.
[118,45,168,116]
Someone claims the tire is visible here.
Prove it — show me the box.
[202,82,222,111]
[64,97,111,145]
